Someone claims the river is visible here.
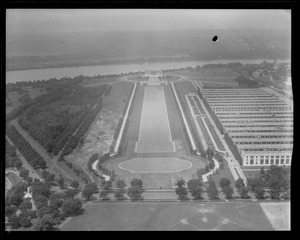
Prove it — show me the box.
[6,59,288,84]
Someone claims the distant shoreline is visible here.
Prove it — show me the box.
[6,57,290,73]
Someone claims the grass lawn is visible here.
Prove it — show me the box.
[174,81,206,152]
[242,170,261,179]
[211,159,236,188]
[61,201,275,231]
[136,86,175,153]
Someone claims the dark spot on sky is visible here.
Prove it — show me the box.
[212,36,218,42]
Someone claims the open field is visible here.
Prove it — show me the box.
[61,201,278,231]
[101,83,206,189]
[119,158,192,173]
[136,86,175,153]
[260,202,290,230]
[81,77,118,86]
[173,68,239,88]
[65,82,133,177]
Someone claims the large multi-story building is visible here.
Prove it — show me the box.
[200,88,293,166]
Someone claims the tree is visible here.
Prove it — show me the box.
[62,198,82,217]
[7,213,21,229]
[270,187,281,199]
[19,168,30,180]
[219,178,231,189]
[235,178,245,189]
[238,186,249,199]
[8,191,24,207]
[34,195,48,208]
[19,199,33,212]
[57,177,65,189]
[64,189,80,199]
[104,180,112,190]
[5,205,17,217]
[247,178,262,192]
[37,206,50,218]
[130,178,143,188]
[206,180,219,200]
[35,214,55,231]
[31,183,51,199]
[19,212,32,228]
[71,180,79,189]
[127,186,144,201]
[175,178,186,188]
[222,185,234,199]
[187,179,203,200]
[99,189,110,200]
[28,210,37,219]
[114,189,126,200]
[253,186,265,199]
[175,186,189,201]
[264,165,289,189]
[82,183,98,200]
[116,179,127,189]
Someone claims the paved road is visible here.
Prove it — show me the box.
[6,136,42,181]
[10,120,73,181]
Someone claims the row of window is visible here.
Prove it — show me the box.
[232,135,293,139]
[225,124,290,128]
[209,100,283,104]
[221,120,293,123]
[217,111,293,116]
[243,148,293,152]
[214,107,292,112]
[237,141,293,145]
[246,158,290,165]
[205,96,274,99]
[219,115,293,119]
[228,129,293,133]
[247,155,291,159]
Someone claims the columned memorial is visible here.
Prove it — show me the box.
[141,68,167,86]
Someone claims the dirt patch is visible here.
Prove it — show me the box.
[65,82,133,175]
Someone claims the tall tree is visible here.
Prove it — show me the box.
[116,179,127,189]
[82,183,98,200]
[71,180,79,189]
[130,178,143,188]
[253,186,265,199]
[62,198,82,217]
[175,186,189,201]
[114,189,126,200]
[206,180,219,200]
[175,178,186,188]
[127,186,144,201]
[34,214,55,231]
[187,179,203,200]
[219,178,231,189]
[238,186,249,199]
[222,185,234,199]
[235,178,245,189]
[7,213,21,229]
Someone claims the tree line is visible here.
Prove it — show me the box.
[6,124,47,169]
[6,139,23,169]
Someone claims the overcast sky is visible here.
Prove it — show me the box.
[7,9,291,34]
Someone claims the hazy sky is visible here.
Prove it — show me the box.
[7,9,291,34]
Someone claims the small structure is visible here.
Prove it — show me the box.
[144,68,164,78]
[143,68,166,86]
